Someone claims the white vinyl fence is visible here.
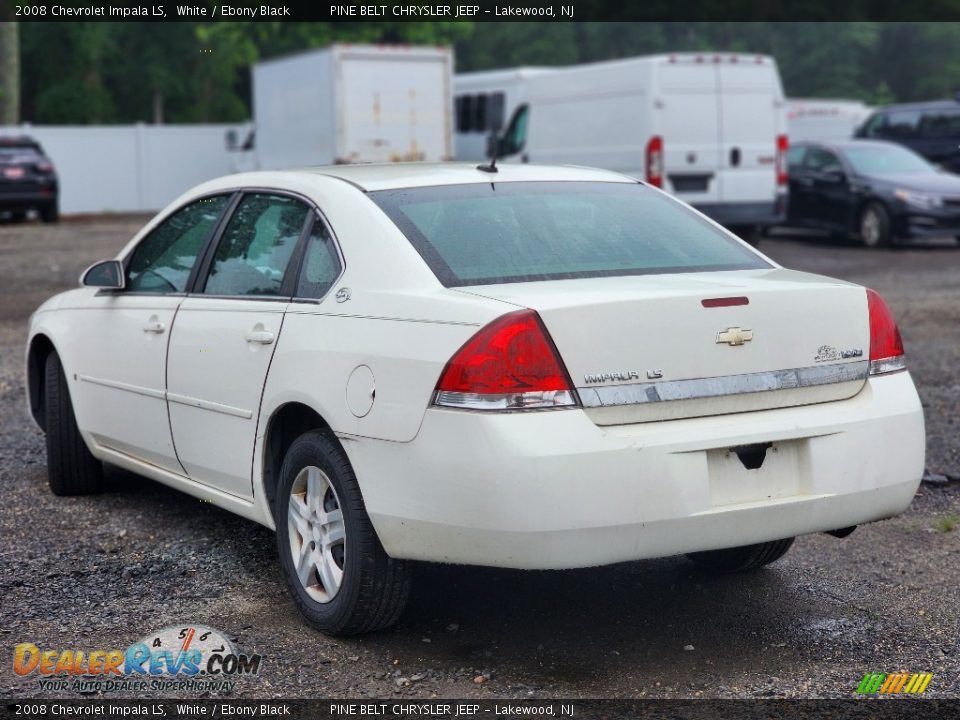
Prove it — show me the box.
[0,123,250,215]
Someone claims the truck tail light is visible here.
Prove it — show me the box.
[646,135,663,188]
[434,309,577,411]
[776,134,789,186]
[867,289,906,375]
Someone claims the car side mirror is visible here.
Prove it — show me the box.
[81,260,125,289]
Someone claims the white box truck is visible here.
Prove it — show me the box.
[478,53,789,239]
[786,98,872,141]
[453,67,557,161]
[248,44,453,169]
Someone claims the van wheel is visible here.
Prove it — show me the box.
[686,538,795,572]
[275,430,411,635]
[729,224,762,247]
[859,202,892,247]
[44,352,104,496]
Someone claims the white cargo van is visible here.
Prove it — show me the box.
[786,98,872,141]
[483,53,789,239]
[246,44,453,170]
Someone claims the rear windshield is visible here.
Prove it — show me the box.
[370,181,768,287]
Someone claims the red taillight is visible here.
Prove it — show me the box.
[35,161,54,174]
[646,135,663,188]
[434,309,577,410]
[866,289,906,375]
[776,134,789,186]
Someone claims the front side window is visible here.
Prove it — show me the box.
[805,147,843,173]
[370,182,768,287]
[295,219,342,299]
[843,145,934,176]
[786,146,807,171]
[203,193,309,297]
[126,195,230,293]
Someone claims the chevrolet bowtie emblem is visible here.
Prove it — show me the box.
[716,327,754,346]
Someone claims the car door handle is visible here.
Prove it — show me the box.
[245,330,275,345]
[797,177,814,186]
[142,319,166,334]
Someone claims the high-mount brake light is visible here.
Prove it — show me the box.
[434,309,578,411]
[866,289,906,375]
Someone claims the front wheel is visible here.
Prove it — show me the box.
[44,352,104,495]
[686,537,795,572]
[275,430,411,635]
[859,202,892,248]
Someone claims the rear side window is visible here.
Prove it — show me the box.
[919,110,960,138]
[295,219,342,299]
[880,110,921,139]
[127,195,230,294]
[370,182,768,287]
[203,193,309,297]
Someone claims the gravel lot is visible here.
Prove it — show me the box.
[1,218,957,700]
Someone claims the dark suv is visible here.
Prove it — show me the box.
[0,136,58,223]
[856,100,960,174]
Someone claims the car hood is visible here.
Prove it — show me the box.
[861,171,960,195]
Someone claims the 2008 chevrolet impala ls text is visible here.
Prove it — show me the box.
[25,164,925,635]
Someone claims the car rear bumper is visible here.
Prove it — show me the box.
[348,371,925,569]
[692,196,787,227]
[0,185,58,210]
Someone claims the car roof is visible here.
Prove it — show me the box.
[282,162,639,192]
[870,99,960,114]
[792,139,904,152]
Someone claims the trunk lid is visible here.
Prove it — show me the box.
[456,268,870,424]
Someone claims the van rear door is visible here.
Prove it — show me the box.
[657,59,722,204]
[715,59,784,207]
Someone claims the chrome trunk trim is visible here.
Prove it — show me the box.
[577,360,869,408]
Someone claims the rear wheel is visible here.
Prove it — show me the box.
[686,538,795,572]
[10,210,27,223]
[275,430,411,635]
[44,352,104,496]
[40,202,59,224]
[859,202,892,248]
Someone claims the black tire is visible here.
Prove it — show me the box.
[729,224,761,247]
[275,430,411,635]
[686,537,795,573]
[40,202,59,224]
[859,202,892,248]
[44,352,104,496]
[10,210,27,223]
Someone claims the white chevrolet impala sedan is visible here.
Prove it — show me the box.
[26,164,925,634]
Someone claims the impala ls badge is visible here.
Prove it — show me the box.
[716,327,753,346]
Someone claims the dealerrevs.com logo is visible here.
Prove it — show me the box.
[13,625,262,693]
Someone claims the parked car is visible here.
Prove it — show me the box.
[785,139,960,247]
[26,164,924,635]
[856,99,960,174]
[0,135,58,223]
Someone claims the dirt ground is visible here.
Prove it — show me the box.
[0,217,957,700]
